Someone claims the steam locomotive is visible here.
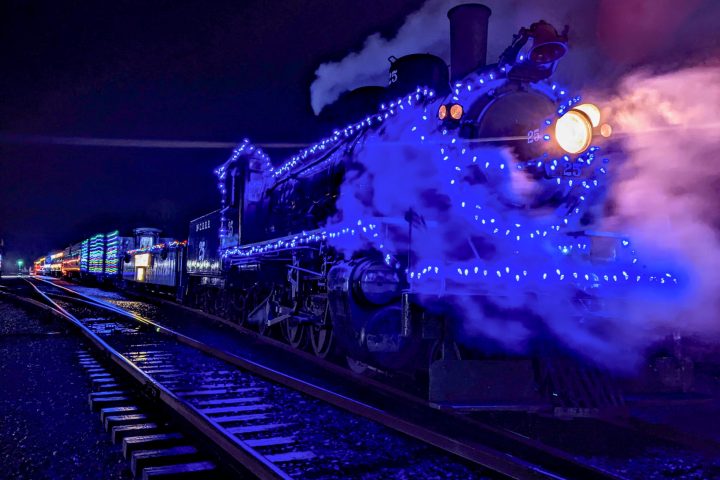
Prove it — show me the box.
[35,4,676,411]
[180,4,630,409]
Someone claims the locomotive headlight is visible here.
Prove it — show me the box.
[354,261,401,305]
[555,109,592,154]
[438,103,463,121]
[572,103,600,127]
[438,104,448,120]
[449,103,463,120]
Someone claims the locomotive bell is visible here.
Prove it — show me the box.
[528,21,567,64]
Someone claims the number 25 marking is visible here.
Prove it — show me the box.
[563,163,581,177]
[527,129,541,144]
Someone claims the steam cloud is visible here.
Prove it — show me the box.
[318,0,720,370]
[602,65,720,339]
[310,0,720,115]
[310,0,584,114]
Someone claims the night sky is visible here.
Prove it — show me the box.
[1,0,718,269]
[0,0,424,265]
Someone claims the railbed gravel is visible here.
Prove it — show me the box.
[59,299,491,479]
[63,283,720,480]
[0,298,131,479]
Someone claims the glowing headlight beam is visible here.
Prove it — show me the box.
[438,105,448,120]
[572,103,601,127]
[450,104,464,120]
[555,110,593,154]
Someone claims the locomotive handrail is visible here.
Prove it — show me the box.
[287,264,324,277]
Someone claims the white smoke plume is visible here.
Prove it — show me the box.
[310,0,586,114]
[317,0,720,370]
[602,65,720,338]
[327,67,720,371]
[311,0,719,114]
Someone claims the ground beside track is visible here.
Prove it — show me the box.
[0,298,131,479]
[47,281,720,479]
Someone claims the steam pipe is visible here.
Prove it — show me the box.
[447,3,492,81]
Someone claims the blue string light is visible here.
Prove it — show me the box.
[216,68,679,297]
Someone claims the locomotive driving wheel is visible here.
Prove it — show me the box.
[310,303,334,359]
[225,290,247,327]
[256,300,272,337]
[282,318,308,350]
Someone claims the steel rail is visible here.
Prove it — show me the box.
[23,278,292,480]
[30,277,624,480]
[109,283,630,480]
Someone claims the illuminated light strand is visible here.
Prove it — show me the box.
[405,80,659,287]
[218,74,676,295]
[127,239,187,256]
[415,99,604,251]
[413,75,611,257]
[270,87,437,179]
[104,230,120,275]
[408,263,677,288]
[89,233,105,274]
[79,239,89,272]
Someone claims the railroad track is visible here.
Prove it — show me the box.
[18,276,625,480]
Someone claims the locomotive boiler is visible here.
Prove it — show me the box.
[184,3,648,409]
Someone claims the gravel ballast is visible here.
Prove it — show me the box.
[0,298,131,479]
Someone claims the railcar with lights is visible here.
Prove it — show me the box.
[48,251,64,277]
[183,3,667,412]
[71,230,130,283]
[121,228,187,295]
[61,242,82,279]
[31,257,44,276]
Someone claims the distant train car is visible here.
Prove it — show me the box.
[186,210,225,312]
[122,228,186,295]
[32,257,45,276]
[48,251,64,277]
[77,230,132,282]
[61,242,82,278]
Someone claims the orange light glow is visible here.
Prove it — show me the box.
[449,104,463,120]
[600,123,613,138]
[573,103,601,127]
[438,105,447,120]
[555,110,592,154]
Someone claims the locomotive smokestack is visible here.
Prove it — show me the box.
[447,3,492,82]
